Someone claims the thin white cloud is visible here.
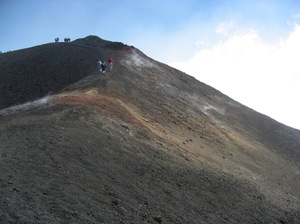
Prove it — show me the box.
[215,21,235,37]
[292,13,300,18]
[169,24,300,130]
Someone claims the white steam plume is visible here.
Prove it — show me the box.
[0,96,50,116]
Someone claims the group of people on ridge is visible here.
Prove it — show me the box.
[97,57,113,74]
[54,37,71,42]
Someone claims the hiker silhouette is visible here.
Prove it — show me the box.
[108,57,113,71]
[101,61,107,74]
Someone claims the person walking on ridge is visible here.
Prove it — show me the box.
[108,57,113,71]
[101,61,107,74]
[96,60,102,73]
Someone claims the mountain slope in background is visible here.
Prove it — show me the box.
[0,36,299,223]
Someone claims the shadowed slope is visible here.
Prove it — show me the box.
[0,36,130,109]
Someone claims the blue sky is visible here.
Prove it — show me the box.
[1,0,300,129]
[1,0,298,52]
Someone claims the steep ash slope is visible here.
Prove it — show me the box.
[0,36,299,223]
[0,36,129,109]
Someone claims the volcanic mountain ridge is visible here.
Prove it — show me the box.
[0,35,299,223]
